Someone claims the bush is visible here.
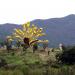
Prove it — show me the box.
[0,58,7,68]
[59,46,75,64]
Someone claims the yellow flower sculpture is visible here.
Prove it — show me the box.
[9,22,47,46]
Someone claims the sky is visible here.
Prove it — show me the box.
[0,0,75,24]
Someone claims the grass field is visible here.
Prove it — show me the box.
[0,47,75,75]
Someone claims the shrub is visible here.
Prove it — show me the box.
[58,46,75,64]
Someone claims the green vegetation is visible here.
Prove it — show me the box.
[0,47,75,75]
[0,22,75,75]
[57,45,75,64]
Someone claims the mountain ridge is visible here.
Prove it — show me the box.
[0,14,75,47]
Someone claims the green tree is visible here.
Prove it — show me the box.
[58,45,75,64]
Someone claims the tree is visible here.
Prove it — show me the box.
[16,40,21,49]
[7,22,48,51]
[42,40,48,51]
[33,43,38,53]
[0,42,4,48]
[5,36,12,53]
[58,45,75,64]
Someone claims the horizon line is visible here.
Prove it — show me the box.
[0,14,75,25]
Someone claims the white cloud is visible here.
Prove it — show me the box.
[0,0,75,24]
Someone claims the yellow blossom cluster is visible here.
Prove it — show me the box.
[7,22,48,45]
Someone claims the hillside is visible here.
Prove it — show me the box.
[0,14,75,47]
[0,23,21,42]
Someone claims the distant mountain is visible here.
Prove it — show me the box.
[0,23,21,41]
[0,14,75,47]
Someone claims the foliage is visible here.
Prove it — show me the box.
[5,39,12,53]
[9,22,46,46]
[0,48,75,75]
[58,46,75,64]
[43,42,48,50]
[33,43,38,53]
[16,41,21,48]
